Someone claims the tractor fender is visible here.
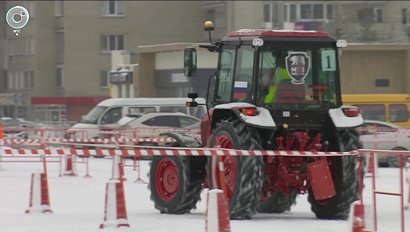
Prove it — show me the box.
[160,132,202,148]
[328,106,364,129]
[213,102,276,129]
[160,131,206,183]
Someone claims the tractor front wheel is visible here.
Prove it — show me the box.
[149,156,202,214]
[208,119,264,219]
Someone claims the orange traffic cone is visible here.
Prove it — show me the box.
[349,200,375,232]
[205,189,231,232]
[99,180,130,229]
[25,173,53,214]
[62,154,77,176]
[349,201,365,232]
[111,155,126,181]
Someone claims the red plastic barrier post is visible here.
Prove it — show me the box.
[62,154,77,176]
[111,155,126,181]
[25,172,53,214]
[205,189,231,232]
[99,180,130,229]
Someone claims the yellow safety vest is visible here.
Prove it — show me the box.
[264,68,291,103]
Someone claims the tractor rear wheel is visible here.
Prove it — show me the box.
[308,129,362,219]
[258,189,297,213]
[208,119,264,219]
[149,156,202,214]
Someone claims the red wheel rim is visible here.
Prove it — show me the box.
[154,158,179,201]
[212,134,237,199]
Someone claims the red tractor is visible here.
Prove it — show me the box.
[148,21,364,220]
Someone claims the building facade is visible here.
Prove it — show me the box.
[2,1,410,121]
[202,1,410,43]
[1,1,203,121]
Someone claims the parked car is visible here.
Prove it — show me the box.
[67,97,206,139]
[0,117,29,139]
[357,120,410,167]
[99,112,201,139]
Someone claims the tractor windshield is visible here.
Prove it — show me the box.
[258,45,340,110]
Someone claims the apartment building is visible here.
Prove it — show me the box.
[202,1,410,43]
[1,1,203,121]
[3,1,410,121]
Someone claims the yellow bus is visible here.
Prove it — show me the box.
[342,94,410,128]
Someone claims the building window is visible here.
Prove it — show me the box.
[30,71,34,88]
[56,68,63,88]
[263,4,272,23]
[402,8,408,24]
[15,72,21,90]
[263,3,274,28]
[289,4,296,22]
[23,71,33,89]
[374,8,383,23]
[7,72,13,90]
[101,0,125,16]
[55,0,64,17]
[100,71,109,88]
[284,3,332,22]
[100,35,124,52]
[56,32,64,63]
[7,72,30,90]
[375,79,389,87]
[313,4,324,19]
[300,4,312,20]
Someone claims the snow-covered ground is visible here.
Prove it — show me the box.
[0,155,408,232]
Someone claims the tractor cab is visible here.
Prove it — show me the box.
[184,21,353,131]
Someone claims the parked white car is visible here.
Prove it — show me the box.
[357,120,410,167]
[99,112,200,139]
[67,97,206,139]
[1,117,29,139]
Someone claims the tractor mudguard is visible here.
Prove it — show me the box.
[329,106,363,129]
[307,159,336,200]
[213,102,276,129]
[160,132,202,147]
[160,131,206,183]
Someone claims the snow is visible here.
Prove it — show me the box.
[0,155,409,232]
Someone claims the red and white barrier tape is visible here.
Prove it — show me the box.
[0,147,359,157]
[1,137,177,145]
[71,127,201,135]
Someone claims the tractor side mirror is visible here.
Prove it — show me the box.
[186,92,199,107]
[184,48,197,77]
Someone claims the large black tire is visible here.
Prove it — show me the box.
[308,129,362,219]
[149,156,202,214]
[258,189,297,213]
[208,119,264,219]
